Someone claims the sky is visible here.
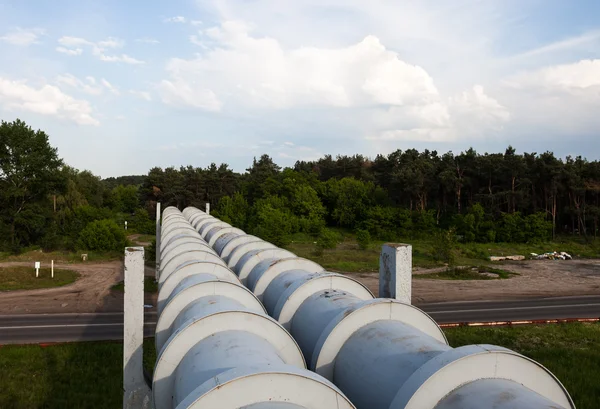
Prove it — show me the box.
[0,0,599,178]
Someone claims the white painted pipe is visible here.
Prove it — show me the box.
[153,208,356,409]
[185,208,576,409]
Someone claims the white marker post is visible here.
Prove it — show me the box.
[51,260,54,279]
[35,262,40,278]
[123,246,151,408]
[205,202,210,214]
[155,202,161,281]
[125,221,128,231]
[379,243,412,303]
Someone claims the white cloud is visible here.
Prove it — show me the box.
[191,20,203,26]
[58,36,92,47]
[56,74,103,96]
[0,28,45,46]
[160,22,440,112]
[0,77,99,125]
[159,21,512,143]
[56,35,144,64]
[164,16,186,23]
[97,53,144,64]
[129,90,152,101]
[56,46,83,55]
[505,59,600,92]
[101,79,120,95]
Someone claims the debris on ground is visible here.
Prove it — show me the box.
[530,251,572,260]
[489,255,526,261]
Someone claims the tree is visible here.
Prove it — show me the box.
[0,119,63,250]
[77,219,127,251]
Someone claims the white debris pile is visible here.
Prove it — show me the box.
[489,255,526,261]
[530,251,572,260]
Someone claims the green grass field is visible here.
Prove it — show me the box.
[0,266,79,291]
[445,322,600,409]
[0,323,596,408]
[285,231,600,273]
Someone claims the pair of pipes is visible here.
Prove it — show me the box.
[153,206,354,409]
[154,205,575,409]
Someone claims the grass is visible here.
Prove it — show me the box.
[444,322,600,409]
[414,266,518,280]
[111,277,158,293]
[0,339,156,409]
[0,249,123,264]
[0,323,596,408]
[135,234,155,243]
[284,231,600,273]
[0,266,79,291]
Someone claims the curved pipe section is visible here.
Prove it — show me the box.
[154,208,356,409]
[182,208,575,409]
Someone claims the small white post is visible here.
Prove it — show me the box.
[125,221,128,231]
[379,244,412,303]
[123,246,151,409]
[35,261,40,278]
[51,260,54,279]
[205,202,210,214]
[155,202,161,281]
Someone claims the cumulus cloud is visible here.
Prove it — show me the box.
[56,35,144,64]
[160,22,439,111]
[505,59,600,92]
[164,16,186,23]
[0,77,99,125]
[159,21,510,143]
[0,28,45,46]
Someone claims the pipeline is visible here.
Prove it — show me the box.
[180,206,576,409]
[153,206,356,409]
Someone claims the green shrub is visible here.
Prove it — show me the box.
[431,228,457,265]
[131,208,155,234]
[316,228,340,255]
[145,239,156,267]
[77,219,127,251]
[356,229,371,250]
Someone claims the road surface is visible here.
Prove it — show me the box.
[1,296,599,344]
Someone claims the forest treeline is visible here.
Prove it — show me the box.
[1,119,599,253]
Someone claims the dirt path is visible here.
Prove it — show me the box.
[1,258,599,314]
[0,261,157,314]
[347,259,600,303]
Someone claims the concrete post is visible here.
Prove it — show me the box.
[379,244,412,303]
[205,202,210,214]
[155,202,161,281]
[123,247,151,409]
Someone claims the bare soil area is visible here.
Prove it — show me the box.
[1,258,599,314]
[348,259,600,303]
[0,261,157,314]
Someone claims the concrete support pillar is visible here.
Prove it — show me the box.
[123,247,151,409]
[379,244,412,303]
[205,202,210,214]
[155,202,161,281]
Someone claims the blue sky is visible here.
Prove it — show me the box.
[0,0,599,177]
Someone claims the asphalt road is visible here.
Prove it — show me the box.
[1,296,599,344]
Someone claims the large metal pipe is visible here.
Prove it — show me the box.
[183,207,576,409]
[153,208,356,409]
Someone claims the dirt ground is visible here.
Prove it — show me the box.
[0,259,599,314]
[348,259,600,303]
[0,261,157,314]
